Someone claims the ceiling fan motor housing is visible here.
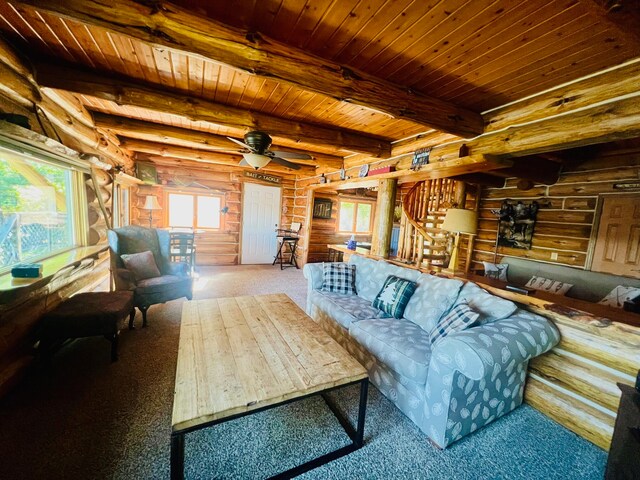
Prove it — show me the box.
[244,131,272,154]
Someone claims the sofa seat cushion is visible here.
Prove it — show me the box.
[349,317,432,384]
[136,275,191,295]
[403,273,464,333]
[310,291,389,329]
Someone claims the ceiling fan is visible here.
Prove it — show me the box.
[226,131,312,170]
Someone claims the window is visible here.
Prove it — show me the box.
[167,192,224,230]
[337,200,374,234]
[0,153,78,271]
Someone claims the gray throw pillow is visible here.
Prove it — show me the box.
[121,250,161,282]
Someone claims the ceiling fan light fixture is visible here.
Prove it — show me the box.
[243,153,271,169]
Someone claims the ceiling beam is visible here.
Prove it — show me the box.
[452,173,506,188]
[125,139,316,175]
[34,62,390,158]
[92,112,344,169]
[580,0,640,44]
[491,157,562,185]
[16,0,484,138]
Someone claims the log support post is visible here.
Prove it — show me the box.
[371,178,397,258]
[453,180,467,208]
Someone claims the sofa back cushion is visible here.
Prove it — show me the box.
[456,282,517,323]
[348,257,421,302]
[403,273,463,333]
[348,255,379,301]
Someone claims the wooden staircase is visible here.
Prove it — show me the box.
[397,178,458,271]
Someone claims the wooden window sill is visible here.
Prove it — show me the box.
[0,245,108,295]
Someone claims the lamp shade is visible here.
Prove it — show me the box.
[142,195,162,211]
[441,208,477,235]
[243,153,271,169]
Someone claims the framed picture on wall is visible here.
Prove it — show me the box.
[136,162,158,185]
[313,198,332,219]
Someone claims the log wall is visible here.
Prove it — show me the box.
[471,144,640,269]
[130,162,296,265]
[467,143,640,450]
[502,290,639,451]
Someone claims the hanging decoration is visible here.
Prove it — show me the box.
[493,200,539,251]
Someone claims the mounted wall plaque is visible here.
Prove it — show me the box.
[411,147,431,170]
[136,162,158,185]
[313,197,333,219]
[244,171,282,184]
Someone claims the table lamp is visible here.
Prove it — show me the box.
[142,195,162,228]
[441,208,478,274]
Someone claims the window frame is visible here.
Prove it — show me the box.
[165,190,226,231]
[336,198,375,235]
[0,150,84,274]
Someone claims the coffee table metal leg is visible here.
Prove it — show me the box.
[171,433,185,480]
[355,378,368,447]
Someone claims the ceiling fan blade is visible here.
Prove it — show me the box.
[227,136,253,150]
[268,150,313,160]
[269,156,302,170]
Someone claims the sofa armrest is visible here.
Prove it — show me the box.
[303,263,325,315]
[423,310,560,448]
[432,309,560,380]
[112,267,136,291]
[302,263,324,290]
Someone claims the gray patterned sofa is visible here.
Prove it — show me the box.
[303,255,560,448]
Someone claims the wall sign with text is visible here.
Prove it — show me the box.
[243,171,282,184]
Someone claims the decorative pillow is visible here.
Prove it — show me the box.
[456,282,517,323]
[599,285,640,308]
[321,263,356,295]
[372,275,417,319]
[482,261,508,281]
[525,276,573,296]
[429,302,480,345]
[120,250,161,282]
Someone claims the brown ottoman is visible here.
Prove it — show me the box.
[39,291,135,362]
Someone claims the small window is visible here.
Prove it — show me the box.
[0,154,77,271]
[167,192,224,230]
[337,200,374,234]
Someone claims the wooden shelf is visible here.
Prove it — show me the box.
[309,155,512,191]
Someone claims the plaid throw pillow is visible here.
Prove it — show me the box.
[372,275,417,319]
[429,302,480,345]
[321,263,356,295]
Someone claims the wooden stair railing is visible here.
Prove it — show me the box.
[398,179,457,271]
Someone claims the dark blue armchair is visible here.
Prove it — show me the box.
[107,226,193,327]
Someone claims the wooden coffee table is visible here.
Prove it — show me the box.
[170,293,369,479]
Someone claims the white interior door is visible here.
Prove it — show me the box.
[241,182,281,264]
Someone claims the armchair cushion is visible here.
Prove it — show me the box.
[120,250,161,281]
[135,275,190,295]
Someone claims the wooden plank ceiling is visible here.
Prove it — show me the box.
[0,0,638,170]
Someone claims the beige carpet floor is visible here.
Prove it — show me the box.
[0,264,308,479]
